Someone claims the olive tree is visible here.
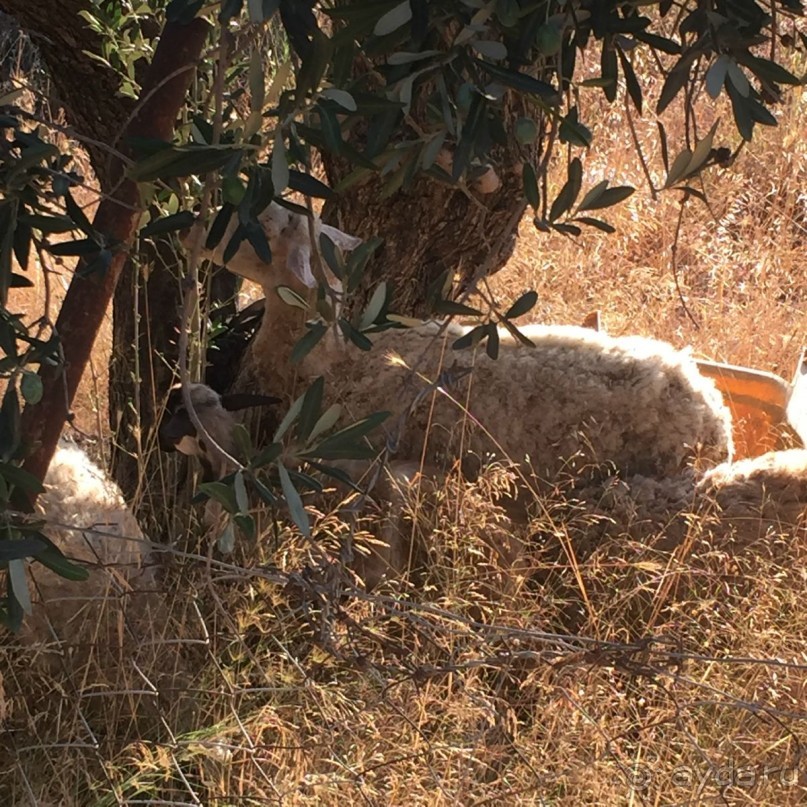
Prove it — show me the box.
[0,0,803,624]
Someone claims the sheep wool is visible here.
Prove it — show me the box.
[24,439,152,644]
[592,448,807,552]
[694,448,807,545]
[198,202,733,482]
[246,319,734,481]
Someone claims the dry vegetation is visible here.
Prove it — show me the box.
[3,41,807,807]
[491,75,807,378]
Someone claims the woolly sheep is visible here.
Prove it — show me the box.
[192,202,733,481]
[335,458,441,590]
[576,445,807,557]
[594,352,807,549]
[161,392,529,593]
[694,448,807,546]
[163,383,807,598]
[159,384,452,588]
[583,312,804,460]
[20,439,154,651]
[366,448,807,591]
[169,386,807,591]
[338,458,529,596]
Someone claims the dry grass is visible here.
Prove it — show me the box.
[4,478,807,805]
[4,50,807,807]
[490,80,807,380]
[5,199,111,441]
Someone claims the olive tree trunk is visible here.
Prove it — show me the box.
[14,10,208,502]
[0,0,134,193]
[321,90,539,319]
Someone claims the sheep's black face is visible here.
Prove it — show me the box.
[158,384,281,458]
[159,388,199,454]
[159,413,198,453]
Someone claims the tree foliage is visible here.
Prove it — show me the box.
[0,0,804,624]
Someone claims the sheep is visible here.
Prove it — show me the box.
[587,350,807,549]
[363,447,807,598]
[310,322,732,479]
[159,383,453,588]
[568,443,807,560]
[159,384,526,591]
[167,385,807,596]
[334,458,443,590]
[16,438,155,656]
[191,203,734,487]
[349,442,807,601]
[692,448,807,547]
[180,203,742,594]
[159,383,282,539]
[581,310,804,459]
[159,382,280,481]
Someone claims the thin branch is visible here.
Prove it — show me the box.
[624,88,657,200]
[670,192,700,329]
[177,28,243,481]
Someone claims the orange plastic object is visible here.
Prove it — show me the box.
[695,360,800,459]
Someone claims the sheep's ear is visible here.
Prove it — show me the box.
[220,393,281,412]
[287,244,317,288]
[320,224,362,252]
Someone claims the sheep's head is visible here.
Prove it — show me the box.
[188,202,362,295]
[160,383,280,480]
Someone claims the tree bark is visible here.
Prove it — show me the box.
[19,17,209,504]
[109,236,183,497]
[109,240,239,499]
[0,0,135,193]
[321,93,540,318]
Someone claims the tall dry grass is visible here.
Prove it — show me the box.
[491,75,807,379]
[3,38,807,807]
